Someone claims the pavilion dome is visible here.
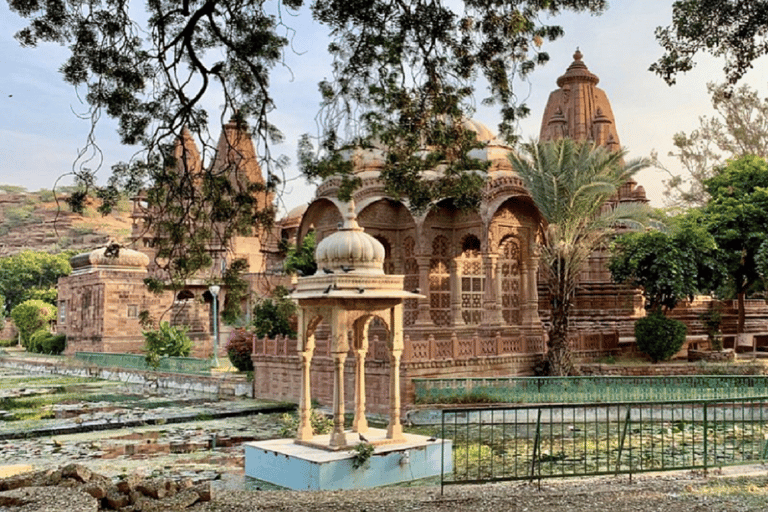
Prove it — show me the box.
[314,202,385,275]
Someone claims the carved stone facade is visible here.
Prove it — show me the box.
[249,51,662,412]
[58,117,283,357]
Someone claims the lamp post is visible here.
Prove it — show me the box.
[209,285,221,368]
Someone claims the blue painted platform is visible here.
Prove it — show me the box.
[244,428,452,490]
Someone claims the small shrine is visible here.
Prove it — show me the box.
[290,200,423,449]
[243,202,448,490]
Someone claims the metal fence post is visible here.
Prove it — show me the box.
[615,406,632,477]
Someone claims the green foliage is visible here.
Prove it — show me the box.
[658,83,768,209]
[278,409,334,438]
[652,0,768,87]
[2,205,38,229]
[283,231,317,277]
[225,328,254,372]
[143,322,193,368]
[700,306,724,351]
[221,258,250,325]
[352,442,376,469]
[509,139,650,375]
[8,0,606,282]
[0,250,72,312]
[351,441,375,469]
[10,300,57,348]
[0,185,27,194]
[635,312,687,363]
[252,286,297,339]
[609,215,721,314]
[28,329,66,355]
[703,155,768,331]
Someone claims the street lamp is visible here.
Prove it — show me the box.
[209,285,221,368]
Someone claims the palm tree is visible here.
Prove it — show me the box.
[509,139,650,376]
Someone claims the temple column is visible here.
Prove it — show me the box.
[352,321,369,433]
[329,309,349,449]
[483,253,502,325]
[297,348,314,440]
[386,304,405,441]
[296,308,316,441]
[525,244,542,326]
[451,259,465,326]
[413,256,432,326]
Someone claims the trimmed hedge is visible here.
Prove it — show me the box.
[635,312,687,363]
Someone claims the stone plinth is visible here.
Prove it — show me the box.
[244,429,450,490]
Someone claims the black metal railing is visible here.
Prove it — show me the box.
[441,397,768,490]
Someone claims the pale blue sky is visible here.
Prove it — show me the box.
[1,2,766,216]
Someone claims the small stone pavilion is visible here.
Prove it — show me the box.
[290,202,422,449]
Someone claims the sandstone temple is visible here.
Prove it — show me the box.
[57,51,768,412]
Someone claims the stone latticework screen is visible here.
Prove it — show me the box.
[429,235,451,326]
[403,236,419,326]
[500,236,522,325]
[460,235,483,325]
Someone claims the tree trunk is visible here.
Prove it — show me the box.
[546,298,578,376]
[737,291,746,334]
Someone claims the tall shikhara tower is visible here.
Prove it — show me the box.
[539,50,647,204]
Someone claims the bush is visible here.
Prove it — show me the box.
[27,329,66,354]
[226,328,254,372]
[10,299,56,348]
[143,322,193,367]
[635,312,687,363]
[43,333,66,354]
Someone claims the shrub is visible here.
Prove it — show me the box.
[143,322,192,367]
[43,333,66,354]
[225,328,254,372]
[27,329,66,354]
[10,299,56,348]
[635,312,687,363]
[252,286,297,338]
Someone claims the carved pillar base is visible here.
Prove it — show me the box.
[329,352,348,449]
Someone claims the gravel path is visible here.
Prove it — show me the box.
[192,470,768,512]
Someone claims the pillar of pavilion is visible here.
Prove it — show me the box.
[291,201,423,450]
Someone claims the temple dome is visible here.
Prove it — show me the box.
[314,202,385,275]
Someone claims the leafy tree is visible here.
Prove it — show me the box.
[0,251,72,312]
[221,258,250,325]
[658,83,768,208]
[7,0,607,281]
[10,299,57,348]
[652,0,768,87]
[703,155,768,333]
[509,139,650,376]
[252,286,297,339]
[609,214,722,314]
[283,231,317,277]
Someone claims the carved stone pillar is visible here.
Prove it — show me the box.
[296,308,316,441]
[297,349,314,441]
[386,304,405,441]
[414,256,432,326]
[483,253,503,326]
[352,347,369,433]
[329,351,348,448]
[329,309,349,449]
[451,259,465,326]
[526,244,542,325]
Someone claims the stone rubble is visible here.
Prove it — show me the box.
[0,463,213,511]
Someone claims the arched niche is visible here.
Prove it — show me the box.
[297,198,344,247]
